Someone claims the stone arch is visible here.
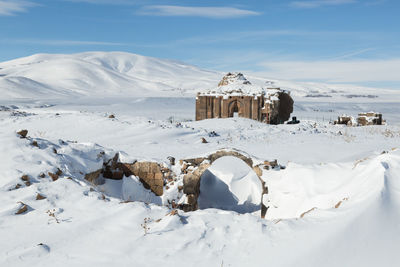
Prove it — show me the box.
[227,99,244,118]
[181,150,270,218]
[209,150,253,167]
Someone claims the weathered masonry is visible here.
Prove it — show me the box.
[180,149,277,219]
[196,72,294,124]
[84,149,283,218]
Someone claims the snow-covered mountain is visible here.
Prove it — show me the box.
[0,52,221,99]
[0,51,397,101]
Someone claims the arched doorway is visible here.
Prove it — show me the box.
[181,150,269,218]
[228,100,243,118]
[198,156,262,213]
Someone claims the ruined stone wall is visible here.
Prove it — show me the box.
[196,93,293,124]
[84,153,167,196]
[268,93,294,125]
[84,150,282,218]
[180,150,277,218]
[120,162,164,196]
[196,95,264,122]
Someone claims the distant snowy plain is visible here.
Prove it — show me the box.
[0,52,400,267]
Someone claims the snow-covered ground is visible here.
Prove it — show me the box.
[1,52,400,266]
[1,98,400,267]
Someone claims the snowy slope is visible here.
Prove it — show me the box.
[0,102,400,266]
[1,51,400,267]
[0,51,398,101]
[0,52,221,99]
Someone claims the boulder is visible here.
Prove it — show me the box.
[15,203,28,215]
[36,193,46,200]
[167,156,175,166]
[17,129,28,138]
[48,172,59,181]
[84,169,102,184]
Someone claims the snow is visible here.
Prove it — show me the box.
[0,52,398,101]
[0,52,221,99]
[198,156,262,213]
[1,52,400,266]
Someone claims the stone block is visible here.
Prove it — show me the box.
[136,162,150,173]
[187,194,197,205]
[119,163,134,177]
[150,163,160,173]
[154,172,163,180]
[146,172,154,180]
[112,170,124,180]
[253,166,262,177]
[152,185,163,196]
[183,173,200,195]
[154,178,163,187]
[84,169,102,184]
[193,163,210,177]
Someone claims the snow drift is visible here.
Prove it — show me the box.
[198,156,262,213]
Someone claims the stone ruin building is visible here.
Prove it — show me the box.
[357,112,385,126]
[196,72,294,124]
[334,115,356,126]
[83,149,285,218]
[335,112,385,126]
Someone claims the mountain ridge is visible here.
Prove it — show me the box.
[0,51,397,101]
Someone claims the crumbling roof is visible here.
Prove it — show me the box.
[199,72,285,97]
[218,72,251,87]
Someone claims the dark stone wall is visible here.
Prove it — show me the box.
[269,93,294,125]
[196,95,265,122]
[196,93,293,124]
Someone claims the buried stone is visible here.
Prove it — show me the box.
[180,150,273,218]
[15,203,29,215]
[120,162,165,196]
[84,153,167,196]
[17,129,28,138]
[83,150,273,218]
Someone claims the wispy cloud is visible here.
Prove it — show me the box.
[290,0,356,8]
[138,5,261,18]
[0,39,125,46]
[171,29,370,46]
[0,0,35,16]
[329,48,376,60]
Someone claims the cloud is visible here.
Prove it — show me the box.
[0,39,125,46]
[171,29,370,46]
[330,48,376,60]
[290,0,356,8]
[256,59,400,83]
[0,0,35,16]
[138,5,261,18]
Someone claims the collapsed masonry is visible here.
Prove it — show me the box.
[85,149,283,218]
[85,153,171,196]
[334,115,356,126]
[196,72,294,124]
[334,112,385,126]
[357,112,385,126]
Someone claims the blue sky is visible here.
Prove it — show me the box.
[0,0,399,88]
